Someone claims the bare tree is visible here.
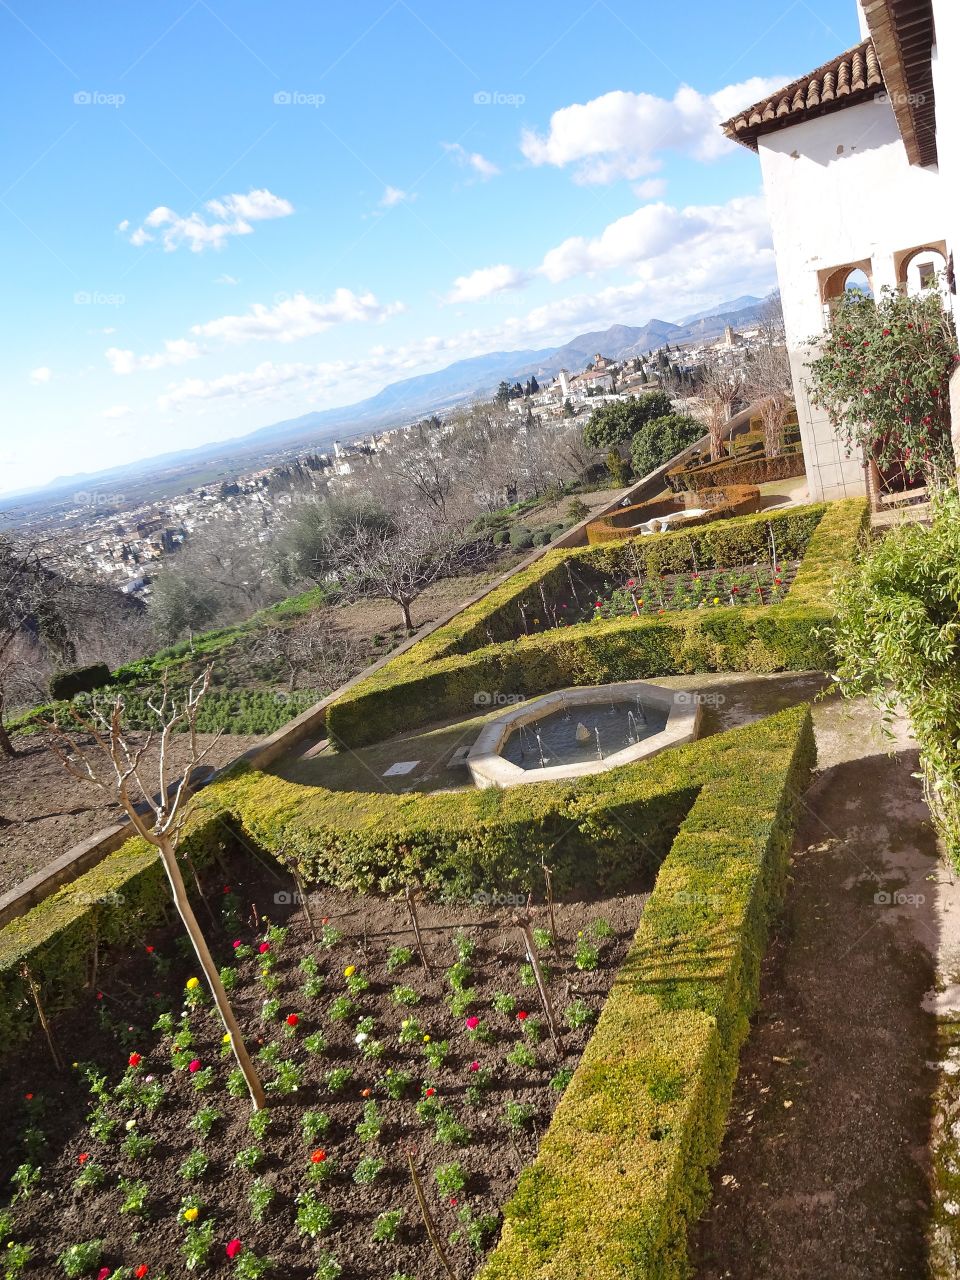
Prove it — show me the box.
[252,613,364,692]
[320,508,487,633]
[694,358,745,461]
[746,302,794,458]
[47,669,266,1110]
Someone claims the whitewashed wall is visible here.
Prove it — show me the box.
[757,97,948,499]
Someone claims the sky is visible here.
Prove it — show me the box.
[1,0,860,497]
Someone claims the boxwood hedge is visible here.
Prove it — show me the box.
[326,500,868,748]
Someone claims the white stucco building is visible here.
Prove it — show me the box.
[723,0,959,503]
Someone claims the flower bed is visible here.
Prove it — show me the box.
[572,561,797,623]
[0,866,640,1280]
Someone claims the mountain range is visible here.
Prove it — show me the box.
[3,292,774,514]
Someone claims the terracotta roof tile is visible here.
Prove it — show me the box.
[721,39,885,150]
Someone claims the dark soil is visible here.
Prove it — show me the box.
[0,846,647,1279]
[689,741,939,1279]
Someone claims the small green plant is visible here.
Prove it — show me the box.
[9,1163,40,1201]
[303,974,325,1000]
[452,930,475,961]
[179,1149,209,1181]
[3,1242,32,1276]
[249,1176,275,1222]
[267,1059,302,1095]
[371,1209,404,1243]
[118,1176,149,1214]
[591,917,614,941]
[353,1154,386,1184]
[573,937,599,971]
[434,1162,467,1197]
[503,1100,535,1130]
[434,1109,470,1146]
[121,1132,156,1161]
[447,959,472,991]
[356,1100,383,1143]
[325,1066,353,1093]
[492,992,517,1016]
[57,1241,103,1277]
[329,995,355,1022]
[227,1068,247,1098]
[465,1066,494,1106]
[564,998,594,1030]
[447,987,476,1018]
[261,997,282,1021]
[550,1066,575,1092]
[319,924,343,948]
[219,964,237,991]
[235,1253,273,1280]
[424,1039,449,1070]
[190,1107,221,1139]
[258,1042,283,1067]
[386,945,413,973]
[249,1108,272,1141]
[519,1015,543,1042]
[506,1043,537,1070]
[532,927,553,950]
[451,1205,500,1252]
[382,1068,412,1100]
[297,1191,334,1239]
[397,1017,424,1045]
[304,1031,328,1054]
[313,1253,342,1280]
[234,1145,264,1172]
[390,984,420,1007]
[75,1161,107,1191]
[182,1219,214,1271]
[302,1110,331,1143]
[191,1066,215,1091]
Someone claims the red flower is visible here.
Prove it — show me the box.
[882,328,891,336]
[145,946,154,954]
[78,1152,89,1163]
[517,1011,528,1022]
[24,1093,33,1101]
[465,1016,479,1030]
[425,1087,436,1097]
[258,942,271,954]
[286,1014,299,1028]
[188,1059,201,1073]
[223,885,231,894]
[232,940,242,949]
[97,1270,111,1280]
[469,1060,480,1072]
[128,1052,142,1068]
[225,1239,243,1260]
[626,579,635,587]
[311,1149,326,1163]
[135,1267,149,1279]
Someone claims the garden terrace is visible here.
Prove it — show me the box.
[324,500,868,749]
[583,484,762,545]
[0,704,814,1279]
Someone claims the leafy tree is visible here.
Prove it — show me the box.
[807,284,956,474]
[561,398,575,419]
[582,391,672,451]
[148,571,219,644]
[630,413,705,477]
[605,449,631,488]
[495,380,512,407]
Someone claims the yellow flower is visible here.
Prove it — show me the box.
[423,1034,431,1043]
[344,965,356,978]
[222,1032,231,1044]
[713,596,720,604]
[185,977,200,990]
[183,1207,199,1222]
[260,968,270,978]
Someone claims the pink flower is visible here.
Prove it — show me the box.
[232,940,242,949]
[469,1060,480,1072]
[226,1239,243,1260]
[188,1059,201,1073]
[465,1016,479,1031]
[258,942,270,954]
[98,1270,111,1280]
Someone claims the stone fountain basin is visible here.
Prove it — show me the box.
[467,680,701,789]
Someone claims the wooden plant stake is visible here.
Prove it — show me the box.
[407,1150,457,1280]
[21,964,63,1071]
[540,859,558,945]
[514,911,563,1057]
[405,885,430,970]
[291,865,318,942]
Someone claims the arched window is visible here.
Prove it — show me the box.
[896,245,948,298]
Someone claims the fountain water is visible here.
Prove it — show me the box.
[626,710,640,744]
[635,696,647,725]
[536,729,547,768]
[595,726,603,761]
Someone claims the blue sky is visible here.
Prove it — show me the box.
[2,0,859,496]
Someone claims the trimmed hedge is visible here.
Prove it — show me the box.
[326,501,868,748]
[49,663,112,702]
[668,446,806,493]
[479,702,816,1280]
[585,485,761,545]
[0,704,810,1066]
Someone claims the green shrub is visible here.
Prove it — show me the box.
[478,703,815,1280]
[49,664,111,702]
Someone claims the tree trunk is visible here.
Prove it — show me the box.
[0,695,16,757]
[156,833,266,1109]
[399,598,414,633]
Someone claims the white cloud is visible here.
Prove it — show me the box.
[520,78,786,183]
[632,177,667,199]
[191,289,404,345]
[380,185,412,207]
[121,188,294,253]
[446,264,530,303]
[102,404,133,419]
[215,274,239,285]
[29,366,52,384]
[443,142,500,180]
[106,338,201,374]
